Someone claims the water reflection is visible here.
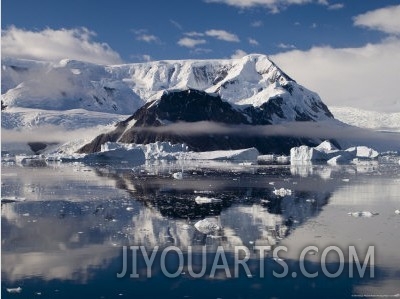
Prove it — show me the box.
[2,161,399,298]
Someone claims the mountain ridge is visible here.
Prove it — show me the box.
[2,54,332,122]
[78,89,334,154]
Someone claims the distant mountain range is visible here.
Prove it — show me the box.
[4,54,396,154]
[330,107,400,132]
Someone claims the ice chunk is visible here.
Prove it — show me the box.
[395,210,400,215]
[273,188,292,197]
[172,172,183,179]
[194,219,221,234]
[290,146,327,162]
[315,140,338,152]
[195,196,222,204]
[346,146,379,159]
[347,211,378,217]
[7,287,22,293]
[327,154,352,165]
[187,147,259,161]
[291,141,379,164]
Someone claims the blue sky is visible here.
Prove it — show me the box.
[1,0,398,62]
[2,0,400,112]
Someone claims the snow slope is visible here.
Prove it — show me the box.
[2,54,333,124]
[330,107,400,132]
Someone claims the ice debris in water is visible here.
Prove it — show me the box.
[273,188,292,197]
[395,210,400,215]
[348,211,379,217]
[7,287,22,293]
[172,172,183,179]
[194,219,221,234]
[194,196,222,204]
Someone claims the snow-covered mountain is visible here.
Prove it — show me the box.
[2,54,338,154]
[330,107,400,132]
[2,54,332,121]
[78,89,333,154]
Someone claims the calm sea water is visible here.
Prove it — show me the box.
[2,160,400,298]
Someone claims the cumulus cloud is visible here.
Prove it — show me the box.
[271,38,400,112]
[353,5,400,35]
[178,37,207,48]
[249,38,259,46]
[231,49,247,59]
[1,26,122,65]
[205,29,240,42]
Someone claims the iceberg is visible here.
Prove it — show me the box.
[291,140,379,164]
[290,145,327,162]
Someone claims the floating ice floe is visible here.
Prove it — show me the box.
[395,210,400,215]
[194,196,222,204]
[258,154,289,164]
[348,211,379,217]
[194,219,221,234]
[7,287,22,293]
[273,188,292,197]
[172,172,183,179]
[290,140,379,164]
[187,147,259,161]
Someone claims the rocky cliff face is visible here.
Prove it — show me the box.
[78,89,328,154]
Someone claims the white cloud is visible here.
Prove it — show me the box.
[317,0,328,5]
[132,29,161,43]
[136,34,159,43]
[185,31,205,37]
[205,29,240,42]
[1,26,122,65]
[205,0,329,13]
[277,43,296,49]
[327,3,344,10]
[190,48,213,55]
[231,49,247,59]
[353,5,400,35]
[251,20,263,27]
[271,38,400,112]
[249,38,259,45]
[178,37,207,48]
